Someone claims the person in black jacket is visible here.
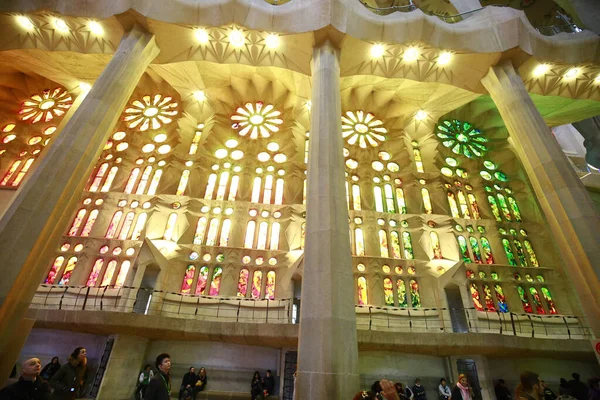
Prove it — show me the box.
[251,371,263,400]
[145,353,172,400]
[50,348,87,400]
[569,373,588,400]
[0,358,51,400]
[179,367,197,400]
[495,379,512,400]
[263,370,275,398]
[413,379,427,400]
[195,367,207,392]
[40,358,61,382]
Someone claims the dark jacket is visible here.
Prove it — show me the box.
[196,374,207,392]
[495,384,512,400]
[251,378,263,399]
[568,380,588,400]
[413,385,427,400]
[49,358,85,400]
[181,372,197,389]
[0,376,51,400]
[452,385,471,400]
[40,363,60,381]
[263,375,275,395]
[145,371,171,400]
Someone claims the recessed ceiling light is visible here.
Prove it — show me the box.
[54,18,69,32]
[88,20,103,35]
[438,51,452,65]
[533,63,550,77]
[16,15,34,30]
[415,110,427,120]
[79,82,91,92]
[403,47,419,61]
[194,28,209,43]
[370,44,385,58]
[193,90,206,102]
[265,34,279,49]
[229,29,245,47]
[564,67,580,79]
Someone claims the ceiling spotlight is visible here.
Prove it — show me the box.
[415,110,427,121]
[564,67,580,79]
[595,75,600,83]
[54,18,69,32]
[16,15,34,30]
[229,29,245,47]
[265,34,279,49]
[370,44,385,58]
[193,90,207,102]
[194,28,209,43]
[88,20,103,35]
[79,82,92,92]
[533,63,550,77]
[403,47,419,62]
[438,51,452,65]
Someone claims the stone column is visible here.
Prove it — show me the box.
[0,26,159,380]
[296,41,359,399]
[481,61,600,336]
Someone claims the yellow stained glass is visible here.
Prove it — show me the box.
[147,169,162,195]
[374,186,384,212]
[100,260,118,287]
[176,170,190,195]
[189,131,202,155]
[421,188,433,214]
[395,187,406,214]
[163,213,178,241]
[457,190,471,219]
[413,148,424,173]
[355,228,365,256]
[430,231,442,259]
[58,257,78,285]
[379,230,389,258]
[467,193,481,219]
[390,231,401,259]
[206,218,219,246]
[45,256,65,284]
[251,270,263,299]
[205,173,217,200]
[114,261,131,289]
[352,184,361,210]
[245,221,256,248]
[357,276,368,305]
[384,277,394,305]
[100,166,118,192]
[265,271,276,300]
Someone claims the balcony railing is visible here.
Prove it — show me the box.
[31,285,592,340]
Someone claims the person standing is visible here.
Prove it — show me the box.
[495,379,512,400]
[145,353,172,400]
[439,378,452,400]
[263,370,275,398]
[516,371,544,400]
[136,364,154,400]
[179,367,197,400]
[452,374,473,400]
[413,379,427,400]
[40,358,61,382]
[568,373,588,400]
[0,358,51,400]
[195,367,207,393]
[49,347,87,400]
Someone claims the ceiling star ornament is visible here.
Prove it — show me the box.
[123,94,179,131]
[230,102,283,139]
[436,119,488,158]
[19,88,72,124]
[341,110,387,148]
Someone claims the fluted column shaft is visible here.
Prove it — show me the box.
[481,61,600,336]
[296,41,359,399]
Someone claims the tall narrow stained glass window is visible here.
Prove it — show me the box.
[68,209,87,236]
[457,236,470,262]
[252,270,262,299]
[529,287,545,314]
[265,271,276,300]
[131,213,147,240]
[354,228,365,256]
[206,218,220,246]
[118,212,135,240]
[397,279,407,307]
[357,276,368,305]
[480,237,494,264]
[219,219,231,247]
[421,188,433,214]
[245,221,256,248]
[383,278,394,305]
[205,174,217,200]
[487,196,501,222]
[374,186,384,212]
[45,256,65,284]
[402,232,414,259]
[270,222,280,251]
[89,163,108,192]
[457,190,471,219]
[390,231,401,259]
[114,261,131,289]
[467,193,481,219]
[494,284,509,312]
[379,230,389,258]
[257,221,269,250]
[507,197,522,222]
[470,283,484,311]
[195,266,209,295]
[501,238,517,266]
[469,237,483,264]
[105,211,123,239]
[176,170,190,195]
[448,192,460,218]
[163,213,178,241]
[136,166,153,195]
[209,267,222,296]
[409,279,421,308]
[523,240,539,267]
[58,257,78,285]
[237,269,249,297]
[541,287,557,314]
[100,260,117,287]
[430,232,442,259]
[482,284,496,311]
[513,240,528,267]
[517,286,533,313]
[101,167,118,192]
[194,217,208,245]
[86,259,104,287]
[147,169,162,195]
[124,168,140,194]
[181,265,195,294]
[352,184,361,210]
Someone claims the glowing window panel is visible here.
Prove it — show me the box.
[135,166,152,195]
[204,173,217,200]
[274,178,284,205]
[264,271,276,300]
[124,168,140,194]
[541,287,557,314]
[457,190,471,219]
[482,284,496,311]
[100,166,118,192]
[203,218,219,246]
[105,211,123,239]
[395,187,407,214]
[208,267,222,296]
[496,194,512,221]
[522,240,539,267]
[57,257,78,285]
[118,212,135,240]
[494,284,508,312]
[354,228,365,256]
[162,213,178,241]
[501,238,517,266]
[236,268,250,297]
[88,163,109,192]
[131,213,147,240]
[195,266,209,295]
[256,221,269,250]
[430,232,442,259]
[147,169,162,195]
[409,279,421,308]
[517,286,533,313]
[250,177,262,203]
[123,94,178,131]
[178,265,195,294]
[413,148,424,172]
[86,259,104,287]
[383,278,394,306]
[487,196,502,222]
[176,170,190,195]
[447,192,460,218]
[467,193,481,219]
[378,230,389,258]
[529,287,546,314]
[67,209,87,236]
[45,256,65,284]
[114,261,131,289]
[512,240,527,267]
[480,237,494,264]
[251,270,263,299]
[300,222,306,250]
[270,222,280,251]
[357,276,368,305]
[263,175,273,204]
[436,119,487,158]
[189,131,202,155]
[402,232,414,259]
[352,184,362,211]
[0,160,22,186]
[19,88,73,124]
[469,283,484,311]
[341,111,387,148]
[390,231,401,259]
[396,279,407,307]
[441,167,454,177]
[244,221,256,248]
[384,184,395,213]
[374,186,384,212]
[457,236,470,262]
[231,102,282,139]
[507,197,522,222]
[215,171,229,201]
[467,237,482,264]
[421,188,433,214]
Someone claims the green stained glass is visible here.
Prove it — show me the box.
[494,171,508,181]
[456,168,468,178]
[446,157,458,167]
[536,274,544,283]
[477,226,485,233]
[457,235,470,262]
[490,272,499,280]
[487,195,502,222]
[478,271,487,279]
[484,186,493,193]
[390,231,402,259]
[436,119,488,158]
[514,273,521,281]
[507,197,522,222]
[410,279,421,308]
[481,236,495,264]
[480,171,493,181]
[470,237,483,264]
[498,228,507,235]
[397,279,407,307]
[529,287,546,314]
[455,224,464,232]
[502,238,517,266]
[495,284,509,312]
[483,160,496,170]
[509,228,517,236]
[466,225,474,233]
[513,240,528,267]
[384,278,394,306]
[400,220,409,228]
[517,286,533,313]
[523,240,539,267]
[496,194,513,221]
[402,231,414,259]
[525,274,533,282]
[519,229,528,236]
[541,287,557,314]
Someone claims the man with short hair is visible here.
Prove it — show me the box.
[0,358,51,400]
[518,371,544,400]
[263,369,275,398]
[413,379,427,400]
[145,353,172,400]
[179,367,197,400]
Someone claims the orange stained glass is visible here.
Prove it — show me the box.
[100,260,117,287]
[251,177,261,203]
[483,284,496,311]
[395,187,407,214]
[57,257,78,285]
[390,231,401,259]
[237,268,249,297]
[469,283,484,311]
[136,166,153,195]
[374,186,384,212]
[147,169,162,195]
[228,175,240,201]
[89,163,108,192]
[114,261,131,289]
[447,192,460,218]
[457,190,471,219]
[274,178,284,205]
[195,266,209,295]
[68,209,87,236]
[263,175,273,204]
[216,171,229,201]
[257,221,269,250]
[45,256,65,284]
[86,259,104,287]
[357,276,368,305]
[245,221,256,248]
[105,211,123,238]
[270,222,280,250]
[384,277,394,305]
[529,287,546,314]
[19,88,72,124]
[219,219,231,247]
[100,166,118,192]
[413,148,424,173]
[379,230,389,258]
[1,160,22,186]
[209,267,223,296]
[163,213,178,241]
[352,184,361,210]
[131,213,147,240]
[189,131,202,155]
[205,218,219,246]
[467,193,481,219]
[355,228,365,256]
[176,169,190,195]
[251,270,263,299]
[81,209,99,237]
[194,217,208,245]
[124,167,140,194]
[430,231,442,259]
[265,271,276,300]
[12,158,35,186]
[204,173,217,200]
[181,265,196,293]
[118,212,135,240]
[421,188,432,214]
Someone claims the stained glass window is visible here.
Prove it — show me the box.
[402,232,414,259]
[517,286,533,313]
[114,261,131,289]
[487,195,502,222]
[123,94,178,131]
[194,217,208,245]
[430,232,442,259]
[189,130,202,155]
[100,260,117,287]
[136,166,153,195]
[45,256,65,284]
[219,219,231,247]
[374,186,384,212]
[480,237,494,264]
[413,148,424,173]
[118,212,135,240]
[390,231,401,259]
[80,209,98,237]
[274,179,284,205]
[513,240,528,267]
[195,266,209,295]
[379,230,389,258]
[395,187,407,214]
[300,222,306,250]
[89,163,108,192]
[384,184,395,213]
[457,190,471,219]
[436,119,488,158]
[383,278,394,305]
[541,287,557,314]
[181,265,196,294]
[205,174,217,200]
[176,170,190,195]
[469,283,484,311]
[397,279,407,307]
[265,271,276,300]
[496,194,512,221]
[409,279,421,308]
[86,259,104,287]
[1,160,22,186]
[263,175,274,204]
[206,218,219,246]
[68,209,87,236]
[466,269,475,279]
[467,193,481,219]
[124,168,140,194]
[57,257,78,285]
[229,175,240,201]
[494,284,508,312]
[251,270,263,299]
[270,222,280,250]
[357,276,368,305]
[457,236,470,262]
[507,197,522,222]
[237,269,249,297]
[529,287,545,314]
[131,213,147,240]
[483,284,496,311]
[501,238,517,266]
[245,221,256,248]
[421,188,433,214]
[147,169,162,195]
[101,166,118,192]
[448,192,460,218]
[105,211,123,239]
[355,228,365,256]
[352,184,361,210]
[523,240,539,267]
[216,171,229,201]
[257,221,269,250]
[209,267,222,296]
[163,213,178,241]
[469,237,483,264]
[342,111,387,148]
[251,177,261,203]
